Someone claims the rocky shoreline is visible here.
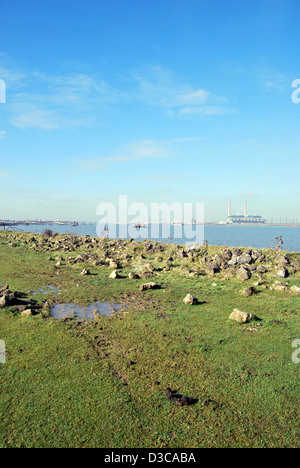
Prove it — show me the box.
[1,231,299,320]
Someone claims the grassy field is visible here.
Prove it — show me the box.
[0,231,299,448]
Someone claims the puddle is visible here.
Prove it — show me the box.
[31,286,59,295]
[51,301,125,321]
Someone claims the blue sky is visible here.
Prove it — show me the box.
[0,0,299,222]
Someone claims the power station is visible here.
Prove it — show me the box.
[226,200,266,224]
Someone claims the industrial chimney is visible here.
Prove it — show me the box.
[228,200,231,217]
[244,201,247,217]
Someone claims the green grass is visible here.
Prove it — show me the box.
[0,232,299,448]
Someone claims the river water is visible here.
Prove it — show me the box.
[12,223,300,252]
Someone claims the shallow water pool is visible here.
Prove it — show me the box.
[51,301,125,321]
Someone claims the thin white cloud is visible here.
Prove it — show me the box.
[178,106,230,116]
[171,89,210,106]
[72,136,201,172]
[2,56,230,131]
[257,70,288,91]
[0,131,6,138]
[131,65,230,115]
[11,109,87,130]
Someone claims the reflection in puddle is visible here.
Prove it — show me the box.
[51,301,125,321]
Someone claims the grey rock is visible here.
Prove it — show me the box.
[109,270,122,279]
[80,268,91,276]
[242,287,255,297]
[229,308,254,323]
[140,282,161,291]
[237,254,252,265]
[236,267,251,282]
[183,294,198,305]
[277,268,288,279]
[0,294,9,308]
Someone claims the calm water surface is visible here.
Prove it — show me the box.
[16,223,300,252]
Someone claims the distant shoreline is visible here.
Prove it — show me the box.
[1,221,299,227]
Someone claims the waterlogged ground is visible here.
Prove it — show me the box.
[0,231,299,448]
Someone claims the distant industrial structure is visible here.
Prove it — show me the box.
[224,200,266,224]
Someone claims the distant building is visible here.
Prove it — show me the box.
[226,200,266,224]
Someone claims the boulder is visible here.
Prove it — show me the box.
[221,249,232,262]
[140,282,161,291]
[273,282,288,292]
[0,294,9,308]
[128,272,140,279]
[277,268,288,279]
[236,267,251,282]
[274,254,290,266]
[242,287,255,297]
[228,256,238,266]
[21,309,32,317]
[109,270,122,279]
[256,265,267,274]
[290,285,300,294]
[80,268,91,276]
[229,308,254,323]
[183,294,198,305]
[205,262,220,276]
[237,254,252,265]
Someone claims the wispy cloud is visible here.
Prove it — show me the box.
[257,70,288,92]
[1,56,231,131]
[0,131,6,138]
[72,136,201,172]
[11,109,88,130]
[72,139,172,171]
[0,170,9,177]
[178,106,230,116]
[0,55,123,130]
[131,65,230,116]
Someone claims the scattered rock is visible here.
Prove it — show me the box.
[277,268,288,279]
[274,253,290,266]
[80,268,90,276]
[256,266,267,274]
[290,285,300,294]
[21,309,32,317]
[183,294,198,305]
[128,272,140,279]
[109,270,122,279]
[273,283,288,292]
[139,282,161,291]
[0,294,9,308]
[242,287,255,297]
[237,253,252,265]
[236,267,251,282]
[229,308,254,323]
